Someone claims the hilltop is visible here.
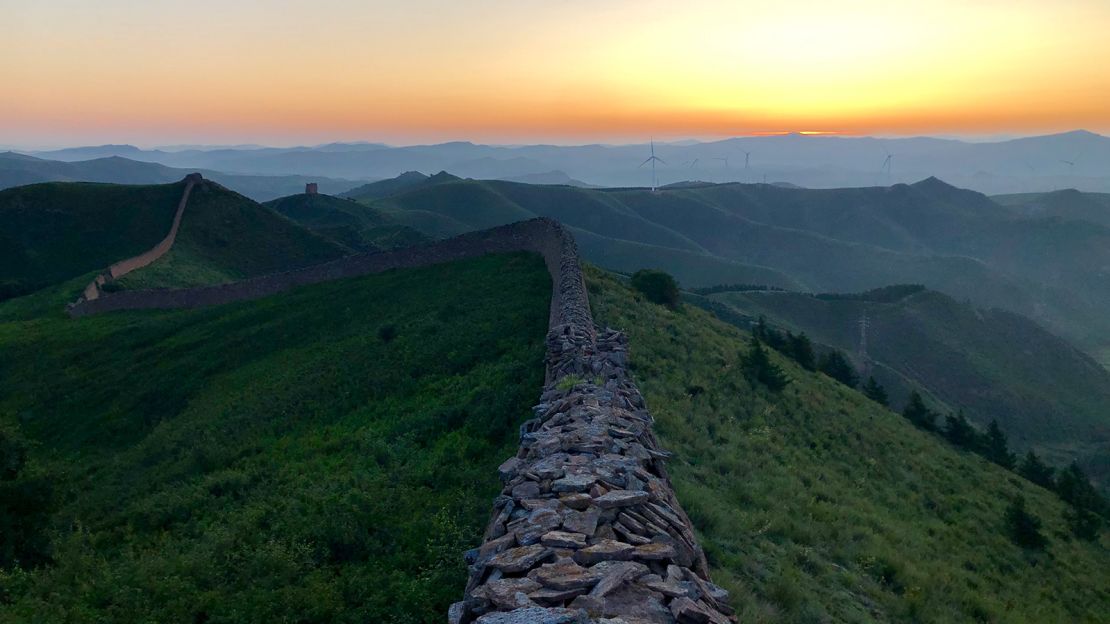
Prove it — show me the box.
[111,180,345,290]
[706,286,1110,481]
[994,188,1110,228]
[0,181,185,300]
[264,191,428,252]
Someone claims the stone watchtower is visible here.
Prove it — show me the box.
[305,182,318,195]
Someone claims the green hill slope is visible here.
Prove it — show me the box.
[0,181,185,300]
[994,189,1110,228]
[360,174,1110,357]
[118,180,346,289]
[587,267,1110,623]
[0,252,550,623]
[707,287,1110,481]
[340,170,430,200]
[263,192,428,252]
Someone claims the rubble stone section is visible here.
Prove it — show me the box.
[62,206,735,622]
[452,228,734,623]
[74,173,202,304]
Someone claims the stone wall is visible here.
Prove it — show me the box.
[66,215,734,623]
[73,173,201,304]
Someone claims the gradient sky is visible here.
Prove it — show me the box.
[3,0,1109,146]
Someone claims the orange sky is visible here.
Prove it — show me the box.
[3,0,1109,146]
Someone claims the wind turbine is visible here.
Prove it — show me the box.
[742,151,751,170]
[713,156,730,168]
[639,139,666,192]
[881,150,894,183]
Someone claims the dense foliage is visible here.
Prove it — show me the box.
[0,253,550,623]
[630,268,681,308]
[587,266,1110,623]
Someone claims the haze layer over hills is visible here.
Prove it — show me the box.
[12,129,1110,195]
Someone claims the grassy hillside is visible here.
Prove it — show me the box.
[587,267,1110,623]
[0,252,550,623]
[994,189,1110,228]
[340,170,430,200]
[360,173,1110,357]
[119,181,346,289]
[263,192,428,252]
[707,288,1110,481]
[0,181,184,299]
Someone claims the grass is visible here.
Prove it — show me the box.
[119,181,345,289]
[0,181,183,297]
[0,252,550,623]
[706,288,1110,480]
[263,193,429,252]
[586,266,1110,623]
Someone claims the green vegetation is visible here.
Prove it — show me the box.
[0,252,550,623]
[119,181,345,289]
[630,269,681,308]
[357,173,1110,359]
[0,181,183,299]
[709,287,1110,481]
[586,266,1110,623]
[264,192,428,252]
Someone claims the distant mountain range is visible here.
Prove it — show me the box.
[0,152,367,201]
[17,130,1110,194]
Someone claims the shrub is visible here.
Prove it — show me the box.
[630,269,680,308]
[1065,506,1103,541]
[1004,496,1047,550]
[377,324,397,342]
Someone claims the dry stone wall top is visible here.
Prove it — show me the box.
[453,229,734,624]
[64,206,733,623]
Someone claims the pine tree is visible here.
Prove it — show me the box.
[943,410,979,450]
[861,377,888,407]
[742,335,791,392]
[753,316,786,352]
[1017,450,1055,490]
[983,420,1016,470]
[787,332,816,371]
[818,350,859,388]
[902,391,936,431]
[1056,462,1108,517]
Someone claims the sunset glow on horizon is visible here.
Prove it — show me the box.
[3,0,1109,146]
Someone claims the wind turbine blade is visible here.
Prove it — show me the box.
[639,157,653,168]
